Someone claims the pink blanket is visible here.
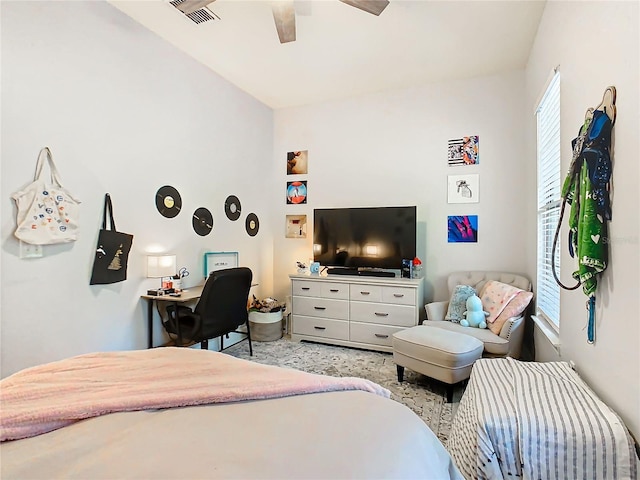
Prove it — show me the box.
[0,348,390,442]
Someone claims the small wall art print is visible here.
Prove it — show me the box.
[287,150,308,175]
[448,135,479,166]
[448,215,478,243]
[286,181,307,204]
[286,215,307,238]
[448,174,479,203]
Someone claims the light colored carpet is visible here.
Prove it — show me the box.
[223,337,464,444]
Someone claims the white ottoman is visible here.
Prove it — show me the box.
[392,325,484,402]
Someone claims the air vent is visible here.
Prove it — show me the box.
[169,0,220,24]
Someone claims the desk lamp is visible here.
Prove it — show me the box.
[147,254,177,290]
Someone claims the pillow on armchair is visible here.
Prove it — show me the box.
[488,291,534,334]
[479,280,534,334]
[444,285,477,323]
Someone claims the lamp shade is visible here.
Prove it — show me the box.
[147,254,177,278]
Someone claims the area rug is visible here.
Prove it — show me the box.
[223,337,464,444]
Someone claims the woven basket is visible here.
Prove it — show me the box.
[249,311,283,342]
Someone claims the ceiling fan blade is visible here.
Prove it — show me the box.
[176,0,216,15]
[339,0,389,16]
[272,1,296,44]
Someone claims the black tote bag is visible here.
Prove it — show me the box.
[90,194,134,285]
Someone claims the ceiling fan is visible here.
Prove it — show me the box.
[172,0,390,43]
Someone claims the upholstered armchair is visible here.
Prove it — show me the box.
[424,271,532,359]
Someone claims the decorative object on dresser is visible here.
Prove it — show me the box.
[290,273,424,352]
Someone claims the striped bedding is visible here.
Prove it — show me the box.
[447,358,638,480]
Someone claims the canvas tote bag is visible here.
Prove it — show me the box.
[90,194,134,285]
[12,147,81,245]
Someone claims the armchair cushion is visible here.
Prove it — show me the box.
[444,285,477,323]
[425,320,510,356]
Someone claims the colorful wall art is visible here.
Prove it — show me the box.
[286,181,307,204]
[447,174,479,203]
[448,136,479,166]
[448,215,478,243]
[287,150,308,175]
[286,215,307,238]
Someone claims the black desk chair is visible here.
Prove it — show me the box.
[164,267,253,355]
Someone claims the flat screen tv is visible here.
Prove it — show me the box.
[313,206,416,272]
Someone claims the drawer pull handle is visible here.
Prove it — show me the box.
[301,287,310,290]
[330,289,339,292]
[314,326,326,330]
[360,291,371,295]
[375,334,389,338]
[374,312,389,317]
[393,293,404,298]
[314,306,326,310]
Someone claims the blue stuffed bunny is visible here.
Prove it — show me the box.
[461,294,489,329]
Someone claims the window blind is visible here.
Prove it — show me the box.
[536,72,561,326]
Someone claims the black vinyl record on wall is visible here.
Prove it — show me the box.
[192,207,213,236]
[225,195,242,221]
[155,185,182,218]
[245,213,259,237]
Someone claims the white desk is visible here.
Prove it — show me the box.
[141,286,203,348]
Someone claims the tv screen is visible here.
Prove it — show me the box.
[313,206,416,271]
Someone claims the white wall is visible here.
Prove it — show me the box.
[272,72,529,308]
[1,1,274,377]
[524,1,639,437]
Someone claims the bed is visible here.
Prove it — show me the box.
[1,347,463,479]
[447,357,638,480]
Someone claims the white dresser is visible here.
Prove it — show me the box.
[290,273,424,352]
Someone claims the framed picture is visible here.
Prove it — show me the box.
[448,135,479,166]
[203,251,238,278]
[286,181,307,204]
[448,174,479,203]
[287,150,308,175]
[286,215,307,238]
[448,215,478,243]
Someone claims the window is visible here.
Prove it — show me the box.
[536,72,561,327]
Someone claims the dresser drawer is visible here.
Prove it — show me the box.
[293,280,349,299]
[350,301,415,327]
[349,284,383,302]
[292,280,321,297]
[320,282,349,299]
[349,323,404,347]
[292,297,349,320]
[292,316,349,340]
[381,286,415,306]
